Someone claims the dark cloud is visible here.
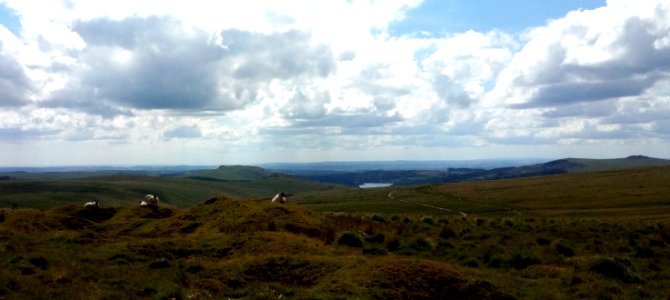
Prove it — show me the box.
[519,75,657,108]
[0,40,33,107]
[49,16,335,115]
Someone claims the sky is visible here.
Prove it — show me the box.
[0,0,669,166]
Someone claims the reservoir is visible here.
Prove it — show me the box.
[359,183,393,189]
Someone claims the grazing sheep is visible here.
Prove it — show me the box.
[142,194,160,207]
[272,192,287,204]
[84,201,99,208]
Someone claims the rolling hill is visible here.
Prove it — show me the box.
[290,155,670,186]
[0,166,342,209]
[293,165,670,220]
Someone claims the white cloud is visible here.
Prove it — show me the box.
[1,0,669,165]
[491,1,670,108]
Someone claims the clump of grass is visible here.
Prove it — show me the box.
[337,232,363,248]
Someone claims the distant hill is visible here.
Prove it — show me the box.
[184,165,274,181]
[293,155,670,186]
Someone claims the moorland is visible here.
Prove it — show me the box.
[1,158,670,299]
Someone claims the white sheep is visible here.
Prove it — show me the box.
[141,194,160,207]
[84,201,99,208]
[271,192,287,204]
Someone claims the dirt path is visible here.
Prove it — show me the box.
[388,190,467,217]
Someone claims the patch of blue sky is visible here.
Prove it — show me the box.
[390,0,606,36]
[0,3,21,36]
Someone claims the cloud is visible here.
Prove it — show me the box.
[163,125,202,140]
[493,1,670,108]
[0,35,33,107]
[44,16,335,114]
[0,127,59,140]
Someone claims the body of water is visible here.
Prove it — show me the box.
[359,183,393,189]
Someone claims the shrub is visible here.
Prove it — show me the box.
[635,246,654,258]
[386,238,401,251]
[371,214,386,223]
[365,233,385,244]
[28,257,49,270]
[410,238,433,252]
[148,258,171,269]
[536,237,550,246]
[337,232,363,248]
[509,253,540,269]
[590,258,640,283]
[553,240,575,257]
[363,247,388,256]
[463,257,480,268]
[487,255,503,268]
[439,228,456,239]
[421,217,435,226]
[503,219,514,227]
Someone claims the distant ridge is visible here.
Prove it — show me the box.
[291,155,670,186]
[185,165,274,182]
[537,155,670,173]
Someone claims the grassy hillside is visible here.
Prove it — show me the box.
[0,171,342,209]
[2,196,670,299]
[293,166,670,221]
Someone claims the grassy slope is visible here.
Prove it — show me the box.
[2,197,670,299]
[0,172,342,209]
[294,166,670,221]
[564,156,670,173]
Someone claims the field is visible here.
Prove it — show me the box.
[1,166,670,299]
[294,166,670,220]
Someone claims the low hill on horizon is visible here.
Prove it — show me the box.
[291,155,670,186]
[183,165,274,182]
